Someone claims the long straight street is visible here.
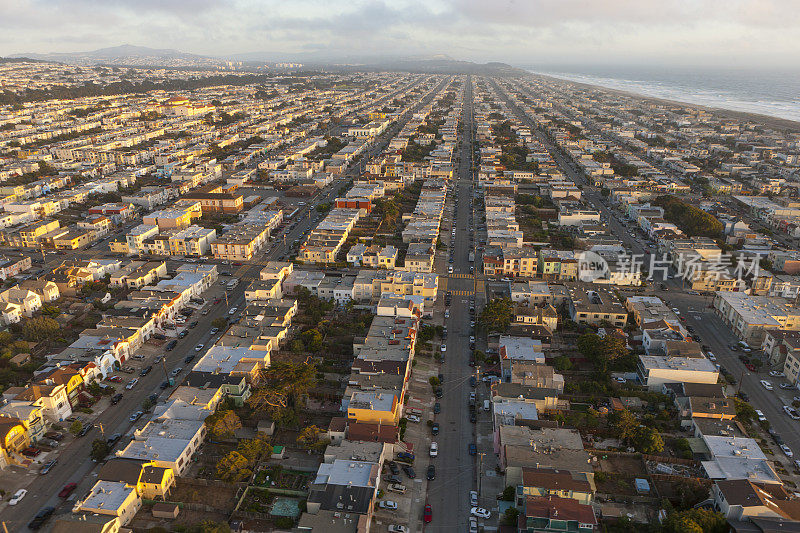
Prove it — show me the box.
[426,76,480,531]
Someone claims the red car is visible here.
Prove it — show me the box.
[22,447,42,457]
[106,376,123,383]
[745,363,757,372]
[424,504,432,523]
[58,482,77,498]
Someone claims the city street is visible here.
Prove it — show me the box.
[427,77,479,532]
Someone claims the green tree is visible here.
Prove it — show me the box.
[502,507,520,526]
[211,318,228,329]
[215,450,251,482]
[297,425,331,453]
[90,439,109,461]
[734,398,757,423]
[610,409,639,443]
[205,409,242,439]
[500,485,516,501]
[21,316,61,342]
[301,329,323,352]
[478,298,515,333]
[662,508,727,533]
[633,426,664,454]
[69,420,83,435]
[247,361,318,425]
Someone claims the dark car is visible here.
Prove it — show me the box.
[738,391,750,402]
[160,380,170,389]
[433,402,441,414]
[469,376,477,388]
[388,461,400,475]
[78,423,94,437]
[470,411,477,423]
[384,474,402,484]
[431,422,440,436]
[402,464,416,479]
[44,431,63,441]
[427,465,436,480]
[27,506,55,530]
[396,451,415,463]
[434,388,443,399]
[140,365,153,376]
[166,340,178,351]
[149,393,159,404]
[106,433,121,446]
[110,393,123,405]
[178,330,188,338]
[188,320,199,329]
[184,354,195,364]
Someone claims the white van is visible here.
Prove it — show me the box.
[483,400,490,412]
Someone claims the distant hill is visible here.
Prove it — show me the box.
[10,44,224,67]
[0,56,58,64]
[331,58,527,76]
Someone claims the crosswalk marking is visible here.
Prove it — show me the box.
[447,273,475,279]
[448,289,474,296]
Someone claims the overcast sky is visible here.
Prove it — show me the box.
[2,0,798,67]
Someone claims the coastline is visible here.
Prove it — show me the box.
[528,72,800,133]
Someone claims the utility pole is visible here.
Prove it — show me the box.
[477,452,485,498]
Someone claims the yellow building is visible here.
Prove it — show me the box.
[346,391,399,425]
[0,416,30,469]
[53,229,93,250]
[20,219,60,247]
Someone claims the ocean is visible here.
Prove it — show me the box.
[526,65,800,123]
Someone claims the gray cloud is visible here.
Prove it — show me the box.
[0,0,797,67]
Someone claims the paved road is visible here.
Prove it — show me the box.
[427,76,478,531]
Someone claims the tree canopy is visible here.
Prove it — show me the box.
[653,195,723,238]
[478,298,515,333]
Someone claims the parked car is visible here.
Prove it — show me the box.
[58,483,77,498]
[194,344,204,352]
[424,504,433,523]
[388,483,406,494]
[433,402,441,414]
[107,433,122,446]
[761,380,774,391]
[379,500,398,510]
[388,526,407,533]
[171,367,183,376]
[165,340,178,351]
[407,414,420,423]
[140,365,152,376]
[110,393,124,405]
[129,411,143,422]
[78,423,94,437]
[781,444,794,457]
[431,422,440,435]
[106,375,123,383]
[40,459,57,474]
[402,464,416,479]
[430,442,438,457]
[755,409,767,422]
[27,506,54,530]
[471,507,491,519]
[184,354,195,364]
[426,464,436,480]
[387,461,400,475]
[9,488,27,505]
